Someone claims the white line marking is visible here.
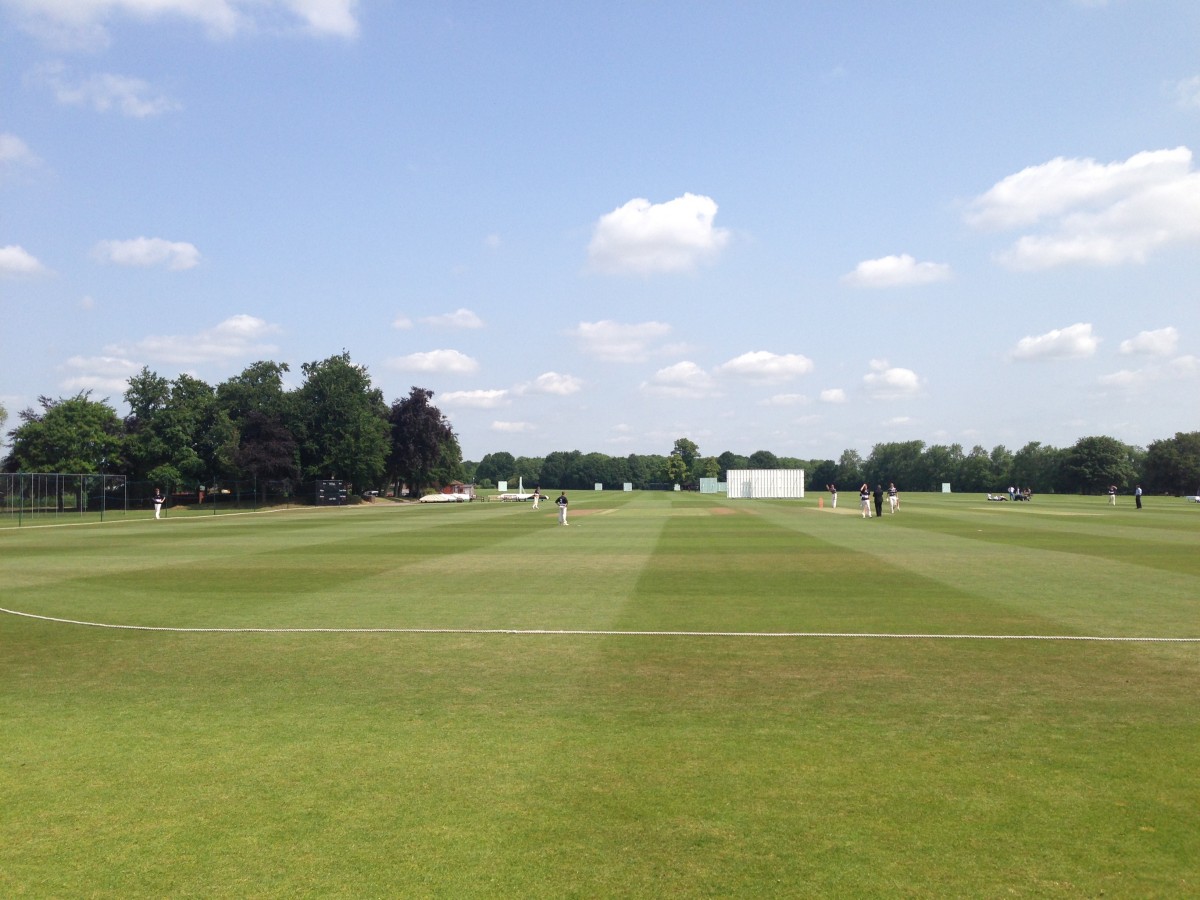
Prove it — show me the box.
[2,608,1196,642]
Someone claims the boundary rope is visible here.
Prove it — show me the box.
[2,607,1197,642]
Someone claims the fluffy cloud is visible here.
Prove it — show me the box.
[60,354,141,393]
[841,254,951,288]
[92,237,200,270]
[587,193,730,274]
[862,359,921,399]
[967,147,1200,268]
[386,349,479,374]
[1010,323,1099,361]
[392,315,413,329]
[0,244,47,276]
[31,63,180,117]
[1119,326,1178,357]
[439,389,509,408]
[108,314,281,365]
[7,0,359,47]
[420,308,484,329]
[819,388,846,403]
[715,350,814,383]
[1099,354,1199,392]
[518,372,582,396]
[571,320,672,362]
[641,361,718,398]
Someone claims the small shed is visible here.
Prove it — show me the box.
[440,481,476,501]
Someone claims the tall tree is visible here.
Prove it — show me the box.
[717,451,749,482]
[1010,441,1063,492]
[216,360,290,421]
[1061,435,1139,494]
[836,449,864,486]
[1143,432,1200,495]
[296,353,390,491]
[387,386,458,494]
[671,437,699,473]
[866,440,925,488]
[475,451,516,487]
[957,445,995,492]
[917,444,964,491]
[234,411,300,483]
[748,449,779,468]
[3,393,124,473]
[124,373,234,487]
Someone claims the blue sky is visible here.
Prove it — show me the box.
[2,0,1198,462]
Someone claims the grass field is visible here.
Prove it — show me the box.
[3,490,1198,897]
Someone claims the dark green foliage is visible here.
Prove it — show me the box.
[1143,431,1200,495]
[387,386,459,494]
[2,393,124,473]
[1061,435,1140,494]
[294,353,391,491]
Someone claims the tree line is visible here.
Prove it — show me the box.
[2,353,463,495]
[469,434,1200,496]
[5,361,1198,496]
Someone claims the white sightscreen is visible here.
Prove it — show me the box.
[725,469,805,499]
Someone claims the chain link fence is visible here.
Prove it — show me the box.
[1,475,336,527]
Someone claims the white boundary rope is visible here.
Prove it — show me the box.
[2,607,1197,642]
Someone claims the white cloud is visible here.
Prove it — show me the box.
[715,350,814,383]
[92,236,200,270]
[492,420,534,434]
[439,389,509,408]
[59,354,141,393]
[419,308,484,329]
[518,372,582,396]
[571,320,672,362]
[483,233,502,249]
[587,193,730,274]
[1099,354,1199,392]
[1119,326,1177,357]
[6,0,359,47]
[1010,323,1099,361]
[1173,76,1200,109]
[967,147,1200,268]
[0,244,47,276]
[386,349,479,374]
[32,63,180,117]
[108,314,281,365]
[842,254,951,288]
[820,388,846,403]
[392,315,413,329]
[862,359,921,399]
[640,361,718,399]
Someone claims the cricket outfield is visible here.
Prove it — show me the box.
[3,490,1197,896]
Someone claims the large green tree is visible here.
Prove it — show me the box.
[1010,441,1063,492]
[475,451,516,487]
[1142,432,1200,495]
[295,353,390,491]
[123,371,236,488]
[1060,435,1140,494]
[866,441,925,488]
[386,386,458,494]
[3,393,124,473]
